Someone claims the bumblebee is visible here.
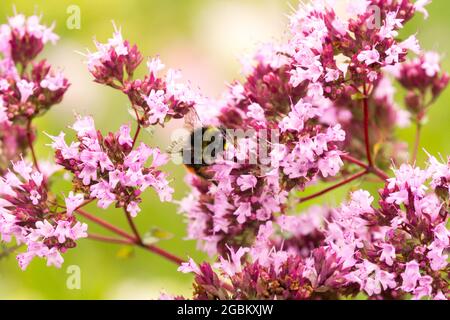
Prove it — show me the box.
[168,109,227,181]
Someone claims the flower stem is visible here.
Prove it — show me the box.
[131,106,141,148]
[299,170,368,203]
[132,124,141,148]
[88,233,134,245]
[59,198,95,215]
[369,166,389,181]
[362,87,373,167]
[139,243,184,265]
[341,154,369,169]
[76,208,135,241]
[341,154,389,181]
[26,120,40,172]
[412,121,422,163]
[76,208,184,265]
[124,208,143,244]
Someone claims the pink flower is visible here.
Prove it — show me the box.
[17,79,35,103]
[65,192,85,215]
[79,164,98,185]
[367,71,378,82]
[386,189,409,205]
[279,99,317,132]
[12,158,33,181]
[54,221,72,243]
[145,89,168,125]
[414,0,432,19]
[108,24,128,56]
[178,257,201,274]
[290,61,323,87]
[118,124,133,147]
[427,247,448,271]
[71,116,96,138]
[126,201,141,218]
[413,276,433,300]
[325,68,340,82]
[45,247,64,268]
[90,180,116,209]
[318,151,343,178]
[236,175,257,191]
[52,117,174,215]
[401,260,421,292]
[70,222,88,240]
[29,190,41,205]
[218,246,249,277]
[378,12,403,40]
[385,45,404,65]
[40,72,66,91]
[400,35,421,54]
[147,56,165,76]
[246,103,265,122]
[422,52,440,77]
[357,48,380,66]
[346,0,370,16]
[234,202,252,224]
[35,220,55,239]
[379,243,396,266]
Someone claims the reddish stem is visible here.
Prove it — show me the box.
[341,154,369,170]
[88,233,134,245]
[412,121,422,163]
[131,106,141,148]
[76,208,136,241]
[362,87,373,167]
[299,170,368,203]
[132,125,141,148]
[140,244,184,265]
[26,120,40,172]
[60,198,95,215]
[124,208,143,244]
[370,166,389,181]
[76,209,184,265]
[341,154,389,181]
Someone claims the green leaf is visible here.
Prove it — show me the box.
[142,227,173,245]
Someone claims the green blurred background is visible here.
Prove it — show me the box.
[0,0,448,299]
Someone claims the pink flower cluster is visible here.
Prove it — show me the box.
[396,52,449,121]
[0,13,69,171]
[0,2,448,302]
[0,13,58,65]
[177,0,449,256]
[0,13,69,121]
[179,38,348,257]
[86,27,199,127]
[49,116,174,217]
[178,155,449,300]
[172,0,450,300]
[283,0,447,167]
[0,159,87,269]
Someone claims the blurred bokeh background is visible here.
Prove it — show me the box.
[0,0,448,299]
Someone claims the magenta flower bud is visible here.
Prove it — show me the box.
[432,73,449,98]
[404,91,422,113]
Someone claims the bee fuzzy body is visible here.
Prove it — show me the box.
[183,126,226,181]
